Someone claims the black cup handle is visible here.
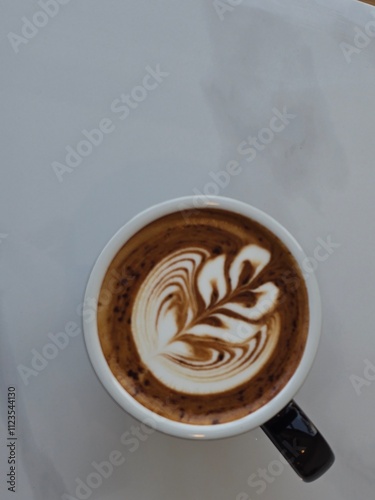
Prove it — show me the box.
[261,400,334,482]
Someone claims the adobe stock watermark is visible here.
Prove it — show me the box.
[17,321,82,386]
[235,439,305,500]
[237,106,296,163]
[51,64,169,183]
[179,106,296,221]
[61,417,156,500]
[300,235,341,280]
[7,0,72,55]
[340,10,375,63]
[17,268,136,386]
[213,0,243,21]
[350,359,375,396]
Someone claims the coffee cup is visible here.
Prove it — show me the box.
[83,196,334,481]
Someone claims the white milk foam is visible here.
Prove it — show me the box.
[132,244,280,394]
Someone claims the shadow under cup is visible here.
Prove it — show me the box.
[83,195,334,482]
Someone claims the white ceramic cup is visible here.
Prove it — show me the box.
[83,195,322,438]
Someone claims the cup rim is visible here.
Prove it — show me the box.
[83,195,322,440]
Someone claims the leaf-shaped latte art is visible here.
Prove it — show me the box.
[132,244,280,394]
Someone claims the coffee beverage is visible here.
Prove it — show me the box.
[97,208,309,425]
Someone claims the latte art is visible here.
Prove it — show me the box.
[97,208,309,425]
[133,245,280,394]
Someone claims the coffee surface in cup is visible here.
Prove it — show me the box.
[97,208,309,425]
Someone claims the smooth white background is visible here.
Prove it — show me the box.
[1,1,375,499]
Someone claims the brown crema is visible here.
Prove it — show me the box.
[97,208,309,425]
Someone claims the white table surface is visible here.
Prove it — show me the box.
[1,0,375,498]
